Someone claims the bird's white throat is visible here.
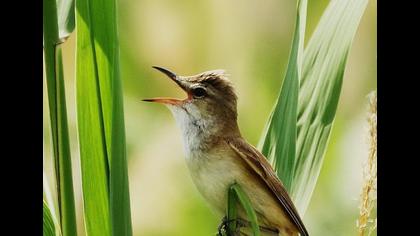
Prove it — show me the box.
[167,103,219,156]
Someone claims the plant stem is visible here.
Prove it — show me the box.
[43,0,78,234]
[357,91,377,236]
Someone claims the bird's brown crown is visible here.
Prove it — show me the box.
[184,70,237,104]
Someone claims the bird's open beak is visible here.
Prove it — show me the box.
[142,66,191,105]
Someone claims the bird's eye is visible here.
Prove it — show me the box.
[192,87,207,98]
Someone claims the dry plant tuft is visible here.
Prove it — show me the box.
[357,91,377,236]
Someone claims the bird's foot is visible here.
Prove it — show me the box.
[219,218,279,236]
[217,216,228,236]
[217,216,241,236]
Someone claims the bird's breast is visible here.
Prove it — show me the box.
[184,144,296,234]
[185,147,241,216]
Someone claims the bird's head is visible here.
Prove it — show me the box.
[143,66,240,140]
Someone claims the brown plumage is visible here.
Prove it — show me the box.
[144,67,309,236]
[227,138,308,236]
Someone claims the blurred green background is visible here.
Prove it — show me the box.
[43,0,377,235]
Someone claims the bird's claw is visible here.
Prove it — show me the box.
[217,216,227,236]
[217,216,243,236]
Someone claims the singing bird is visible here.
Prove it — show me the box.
[143,66,309,236]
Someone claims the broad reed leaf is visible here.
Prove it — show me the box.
[43,0,78,235]
[292,0,368,214]
[44,200,57,236]
[258,0,307,191]
[76,0,132,234]
[258,0,368,216]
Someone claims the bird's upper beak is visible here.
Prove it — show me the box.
[142,66,191,105]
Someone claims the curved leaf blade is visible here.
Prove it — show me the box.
[292,0,369,214]
[258,0,368,216]
[258,0,307,191]
[44,200,58,236]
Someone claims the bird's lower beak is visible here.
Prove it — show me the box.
[142,97,183,105]
[142,66,191,105]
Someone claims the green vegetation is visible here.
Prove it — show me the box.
[76,0,132,234]
[44,0,376,235]
[259,0,368,215]
[228,0,369,234]
[43,0,132,235]
[44,200,58,236]
[43,0,77,235]
[226,184,260,236]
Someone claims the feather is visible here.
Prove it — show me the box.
[226,137,309,236]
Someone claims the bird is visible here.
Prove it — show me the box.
[143,66,309,236]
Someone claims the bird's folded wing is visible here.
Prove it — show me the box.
[226,137,309,236]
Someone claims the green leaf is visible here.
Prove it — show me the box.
[75,0,133,235]
[291,0,368,214]
[43,0,78,235]
[258,0,307,191]
[56,0,75,41]
[44,200,57,236]
[228,184,260,236]
[43,0,75,45]
[44,0,59,46]
[258,0,368,216]
[226,185,238,235]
